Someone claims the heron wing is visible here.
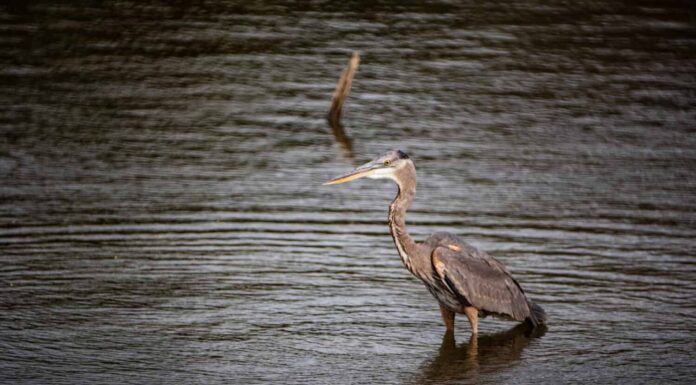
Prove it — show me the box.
[431,245,530,321]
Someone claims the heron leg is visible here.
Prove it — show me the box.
[439,303,455,331]
[464,306,478,335]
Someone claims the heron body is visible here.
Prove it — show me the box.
[326,150,546,335]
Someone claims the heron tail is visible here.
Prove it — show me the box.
[526,301,547,326]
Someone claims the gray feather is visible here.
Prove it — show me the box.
[429,234,531,321]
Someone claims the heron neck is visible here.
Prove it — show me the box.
[388,172,419,273]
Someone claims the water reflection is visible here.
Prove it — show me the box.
[328,117,355,160]
[414,323,547,384]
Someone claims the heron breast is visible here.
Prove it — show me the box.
[425,283,465,312]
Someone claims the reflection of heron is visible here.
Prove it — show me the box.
[325,150,546,334]
[417,322,547,383]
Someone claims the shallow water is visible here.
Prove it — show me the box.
[1,1,695,384]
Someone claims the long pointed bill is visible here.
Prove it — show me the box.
[323,163,379,185]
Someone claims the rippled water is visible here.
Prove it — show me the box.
[1,1,695,384]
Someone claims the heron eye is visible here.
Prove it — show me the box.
[383,160,392,166]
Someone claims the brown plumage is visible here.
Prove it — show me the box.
[325,150,546,335]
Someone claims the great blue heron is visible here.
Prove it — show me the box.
[325,150,546,334]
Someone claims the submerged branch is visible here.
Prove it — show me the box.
[328,51,360,124]
[327,51,360,158]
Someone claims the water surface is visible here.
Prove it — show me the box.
[1,1,695,384]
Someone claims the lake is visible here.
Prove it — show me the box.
[1,1,695,384]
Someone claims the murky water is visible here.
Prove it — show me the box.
[1,1,695,384]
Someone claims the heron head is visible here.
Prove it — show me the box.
[324,149,412,185]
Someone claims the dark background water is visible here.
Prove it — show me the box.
[1,1,695,384]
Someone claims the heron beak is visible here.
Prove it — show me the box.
[323,162,380,185]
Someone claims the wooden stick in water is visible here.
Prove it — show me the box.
[328,51,360,126]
